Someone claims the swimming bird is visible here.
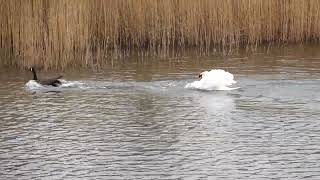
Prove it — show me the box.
[29,67,63,87]
[185,69,239,90]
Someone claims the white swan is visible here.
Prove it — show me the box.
[185,69,239,90]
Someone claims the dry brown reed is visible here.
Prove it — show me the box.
[1,0,320,69]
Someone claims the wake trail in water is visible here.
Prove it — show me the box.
[25,79,186,93]
[25,77,239,94]
[25,80,86,92]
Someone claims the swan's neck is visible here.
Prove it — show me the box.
[32,70,38,80]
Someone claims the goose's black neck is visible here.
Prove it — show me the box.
[32,69,38,80]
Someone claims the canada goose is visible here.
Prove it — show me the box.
[30,67,63,87]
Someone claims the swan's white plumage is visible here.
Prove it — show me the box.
[185,69,239,90]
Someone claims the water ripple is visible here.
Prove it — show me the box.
[2,57,320,179]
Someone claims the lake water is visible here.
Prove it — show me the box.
[1,46,320,179]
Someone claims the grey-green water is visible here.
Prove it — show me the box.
[1,46,320,179]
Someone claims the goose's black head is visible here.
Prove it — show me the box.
[30,67,38,80]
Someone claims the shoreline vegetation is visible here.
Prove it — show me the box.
[1,0,320,69]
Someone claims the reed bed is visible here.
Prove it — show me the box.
[1,0,320,69]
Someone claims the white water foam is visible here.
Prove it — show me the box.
[25,79,86,92]
[25,80,43,89]
[59,79,86,88]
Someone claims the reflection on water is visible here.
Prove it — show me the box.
[197,92,235,115]
[1,45,320,179]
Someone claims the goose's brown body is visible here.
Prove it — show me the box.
[30,67,63,87]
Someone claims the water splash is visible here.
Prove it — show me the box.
[25,78,238,94]
[25,79,86,92]
[185,82,240,91]
[59,80,86,88]
[25,80,43,89]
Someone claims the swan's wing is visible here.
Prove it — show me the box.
[209,69,234,79]
[207,70,235,83]
[201,69,236,88]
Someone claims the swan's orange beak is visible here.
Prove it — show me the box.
[198,74,202,80]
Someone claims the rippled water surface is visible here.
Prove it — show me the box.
[1,46,320,179]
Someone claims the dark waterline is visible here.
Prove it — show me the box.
[1,46,320,179]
